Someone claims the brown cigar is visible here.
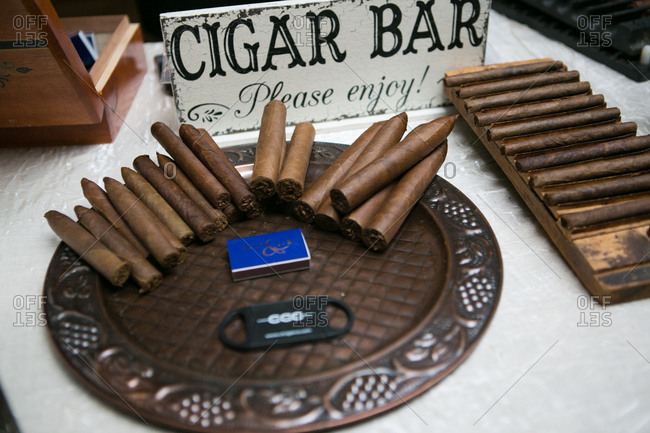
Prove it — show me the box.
[197,127,251,184]
[474,94,605,126]
[250,100,287,198]
[465,81,591,113]
[515,135,650,172]
[314,112,407,231]
[277,122,315,202]
[156,153,228,231]
[529,149,650,188]
[222,202,247,223]
[340,183,396,240]
[103,177,185,268]
[151,122,231,209]
[133,155,219,243]
[331,115,458,214]
[80,178,149,257]
[313,203,341,232]
[444,59,565,87]
[74,206,162,293]
[293,121,384,222]
[487,107,620,141]
[362,141,448,251]
[179,125,261,214]
[561,195,650,229]
[344,113,408,173]
[458,70,579,99]
[44,210,130,286]
[121,167,195,245]
[501,122,637,156]
[542,172,650,205]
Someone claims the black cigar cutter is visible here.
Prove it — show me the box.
[219,297,353,351]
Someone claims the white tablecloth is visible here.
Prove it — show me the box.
[1,11,649,433]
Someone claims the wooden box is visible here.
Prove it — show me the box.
[0,0,146,146]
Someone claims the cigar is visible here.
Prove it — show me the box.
[74,206,162,293]
[474,94,605,126]
[487,107,620,141]
[314,113,407,231]
[343,113,408,174]
[250,100,287,198]
[340,183,395,240]
[465,81,591,113]
[197,128,252,189]
[151,122,231,209]
[331,115,458,214]
[561,195,650,229]
[515,135,650,172]
[156,153,228,231]
[501,122,638,156]
[458,70,579,99]
[179,125,261,214]
[313,202,341,232]
[133,155,219,243]
[222,202,247,224]
[44,210,130,286]
[529,149,650,188]
[121,167,195,245]
[277,122,315,202]
[103,177,185,268]
[444,59,565,87]
[542,172,650,205]
[362,141,448,251]
[80,178,149,257]
[292,121,384,222]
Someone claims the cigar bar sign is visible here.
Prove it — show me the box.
[160,0,490,134]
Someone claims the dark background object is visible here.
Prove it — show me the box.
[51,0,272,41]
[492,0,650,82]
[0,382,20,433]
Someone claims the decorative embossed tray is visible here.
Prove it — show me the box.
[44,143,502,432]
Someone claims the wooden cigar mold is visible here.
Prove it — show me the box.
[445,58,650,303]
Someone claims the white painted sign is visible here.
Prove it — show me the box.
[160,0,490,134]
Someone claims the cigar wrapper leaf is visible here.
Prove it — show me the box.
[103,177,186,268]
[156,153,228,232]
[75,205,162,292]
[122,166,195,245]
[292,121,384,222]
[44,210,130,286]
[362,141,449,251]
[80,178,149,257]
[251,100,287,199]
[133,155,219,243]
[180,125,261,215]
[331,114,458,214]
[151,122,231,209]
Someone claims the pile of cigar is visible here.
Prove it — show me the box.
[45,99,456,291]
[45,121,262,292]
[290,111,457,251]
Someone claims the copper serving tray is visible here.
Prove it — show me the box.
[44,142,502,432]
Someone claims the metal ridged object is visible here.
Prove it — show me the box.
[43,143,502,432]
